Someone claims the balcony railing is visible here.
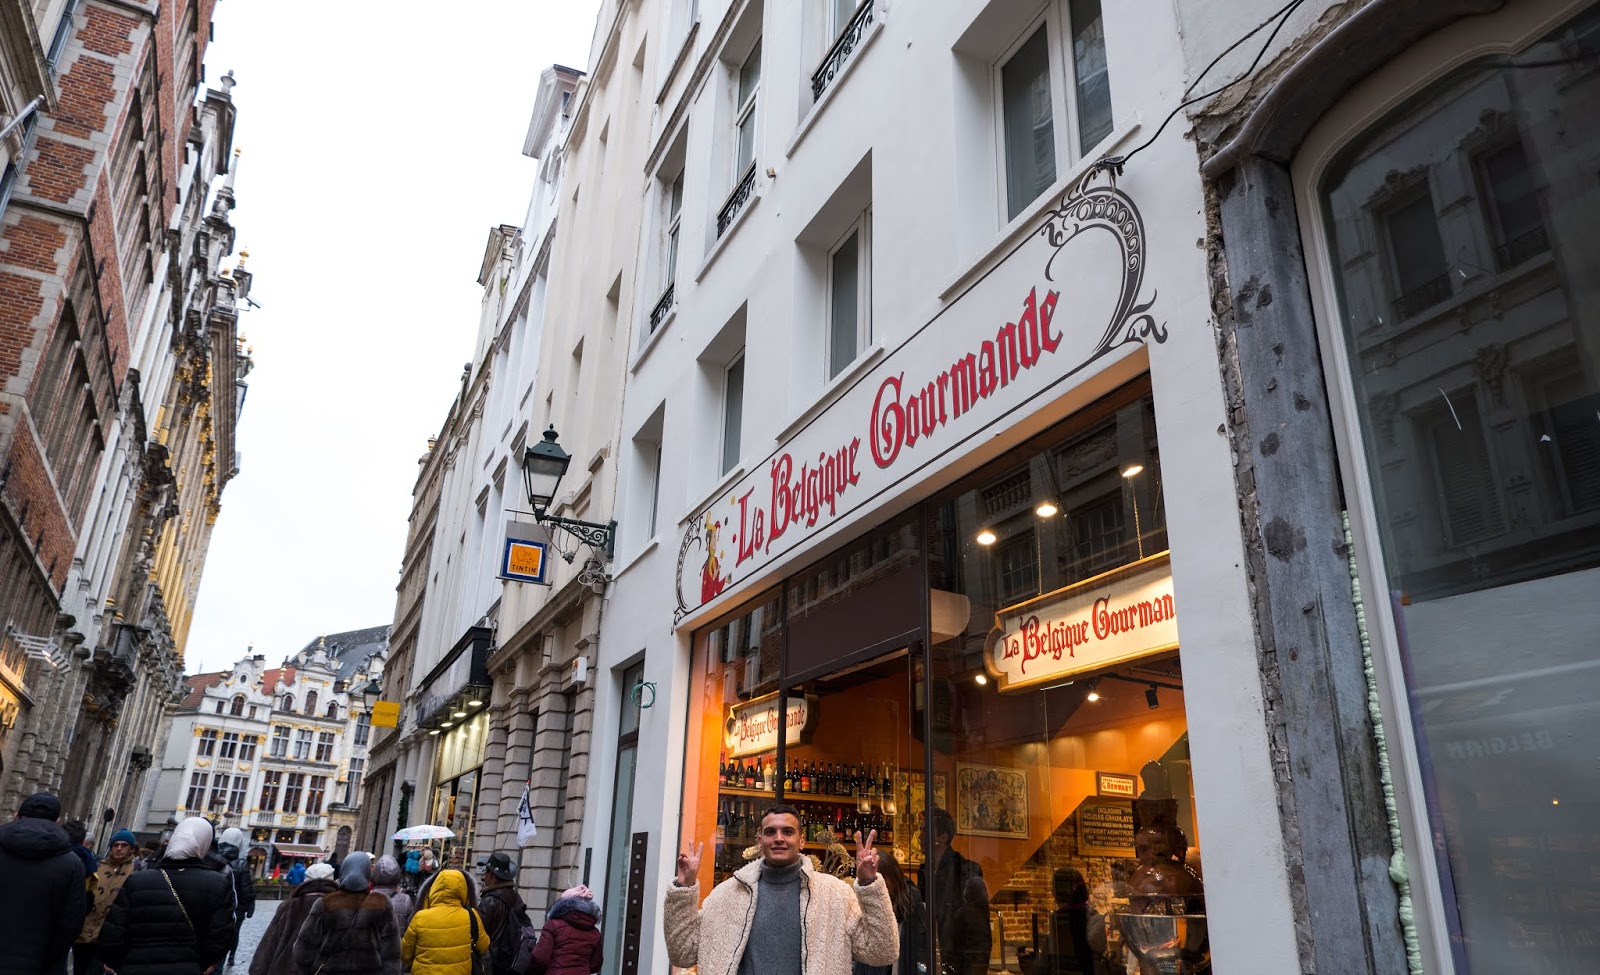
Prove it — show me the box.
[1391,273,1452,321]
[1494,225,1549,270]
[716,164,758,239]
[811,0,875,101]
[649,283,675,332]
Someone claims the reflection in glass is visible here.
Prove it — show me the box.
[1320,8,1600,971]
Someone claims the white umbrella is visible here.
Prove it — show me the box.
[393,824,456,841]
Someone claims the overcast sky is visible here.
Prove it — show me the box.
[183,1,602,675]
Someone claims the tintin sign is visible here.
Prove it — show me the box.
[499,520,552,586]
[725,692,817,760]
[988,553,1178,692]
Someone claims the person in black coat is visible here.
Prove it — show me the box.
[217,826,257,965]
[98,816,235,975]
[293,853,402,975]
[0,793,87,975]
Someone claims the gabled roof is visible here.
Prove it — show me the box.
[180,672,228,710]
[296,625,389,681]
[262,666,297,692]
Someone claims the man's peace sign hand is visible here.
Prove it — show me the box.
[853,829,880,885]
[675,840,705,887]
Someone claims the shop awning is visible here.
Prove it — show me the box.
[271,843,326,859]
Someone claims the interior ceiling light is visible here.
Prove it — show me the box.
[1121,463,1145,479]
[1035,500,1060,518]
[976,529,998,546]
[440,721,453,729]
[467,699,483,707]
[428,729,441,736]
[1085,678,1103,703]
[975,674,989,686]
[453,710,468,718]
[1145,685,1160,710]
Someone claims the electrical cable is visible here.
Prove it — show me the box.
[1089,0,1309,178]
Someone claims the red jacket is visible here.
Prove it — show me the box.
[531,896,601,975]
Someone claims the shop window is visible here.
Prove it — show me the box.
[1316,9,1600,970]
[925,383,1192,975]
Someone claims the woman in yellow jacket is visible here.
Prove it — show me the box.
[401,868,492,974]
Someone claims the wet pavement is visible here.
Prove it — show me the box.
[226,899,280,969]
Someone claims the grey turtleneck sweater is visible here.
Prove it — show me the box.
[737,859,804,975]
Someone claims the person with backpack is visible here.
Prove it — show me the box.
[529,885,603,975]
[374,854,417,932]
[477,853,532,975]
[403,868,491,975]
[217,826,257,966]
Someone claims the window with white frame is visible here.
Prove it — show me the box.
[185,772,207,810]
[293,728,312,761]
[270,725,289,758]
[259,770,282,810]
[315,732,336,763]
[734,40,762,180]
[283,773,305,813]
[228,775,248,814]
[721,352,746,476]
[827,214,871,380]
[240,736,258,762]
[996,0,1113,221]
[829,0,860,38]
[219,732,239,760]
[197,729,217,757]
[648,439,664,538]
[665,172,684,293]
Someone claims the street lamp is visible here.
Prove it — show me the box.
[520,425,618,561]
[358,679,382,709]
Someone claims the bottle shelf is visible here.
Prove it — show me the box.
[719,784,894,806]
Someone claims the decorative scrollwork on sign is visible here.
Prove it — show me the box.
[672,526,703,624]
[1039,180,1167,367]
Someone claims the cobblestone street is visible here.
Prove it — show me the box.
[228,900,280,969]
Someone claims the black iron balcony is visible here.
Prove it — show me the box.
[1391,274,1452,321]
[1494,225,1549,270]
[716,164,757,239]
[649,283,675,332]
[811,0,875,101]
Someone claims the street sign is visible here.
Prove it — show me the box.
[500,520,552,585]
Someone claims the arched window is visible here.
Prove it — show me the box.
[281,693,294,712]
[305,690,318,715]
[230,695,245,717]
[326,701,339,720]
[1307,8,1600,972]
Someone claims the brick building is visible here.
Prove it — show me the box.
[0,0,248,821]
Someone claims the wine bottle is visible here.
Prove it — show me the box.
[800,762,812,793]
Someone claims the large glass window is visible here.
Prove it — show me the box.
[1319,10,1600,971]
[924,384,1189,975]
[735,40,762,178]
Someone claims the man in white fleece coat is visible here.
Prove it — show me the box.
[664,802,899,975]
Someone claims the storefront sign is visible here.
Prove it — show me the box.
[988,553,1178,692]
[674,182,1166,623]
[1096,771,1138,798]
[724,692,817,759]
[1078,800,1136,856]
[499,520,551,585]
[370,701,401,728]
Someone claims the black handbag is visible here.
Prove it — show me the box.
[469,907,488,975]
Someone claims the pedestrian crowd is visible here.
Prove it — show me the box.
[0,792,603,975]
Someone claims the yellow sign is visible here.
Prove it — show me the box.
[506,541,545,578]
[371,701,402,728]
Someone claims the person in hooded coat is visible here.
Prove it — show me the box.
[0,792,87,975]
[529,886,603,975]
[374,854,416,933]
[248,863,338,975]
[286,859,307,887]
[217,826,257,966]
[97,817,235,975]
[293,852,402,975]
[402,868,492,975]
[75,828,140,975]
